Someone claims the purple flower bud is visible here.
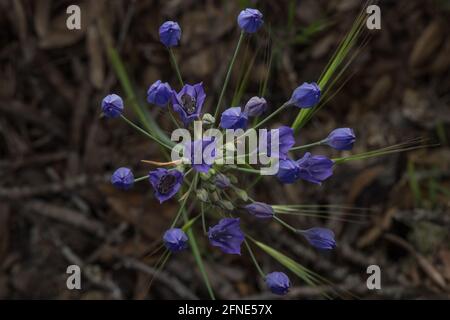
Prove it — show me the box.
[325,128,356,150]
[163,228,188,252]
[244,96,267,117]
[147,80,172,107]
[244,202,274,219]
[184,138,216,173]
[208,218,244,255]
[172,83,206,127]
[101,94,124,118]
[259,126,295,160]
[265,272,290,295]
[214,173,231,189]
[290,82,321,108]
[237,8,264,33]
[299,227,336,250]
[149,168,183,204]
[111,167,134,190]
[297,152,334,184]
[159,21,181,47]
[219,107,248,130]
[276,159,301,184]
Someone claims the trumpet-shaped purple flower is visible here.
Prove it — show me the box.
[172,83,206,127]
[244,96,267,117]
[208,218,244,255]
[259,126,295,159]
[324,128,356,150]
[163,228,188,252]
[289,82,321,108]
[237,8,264,33]
[111,167,134,190]
[265,272,290,295]
[101,94,124,118]
[147,80,172,107]
[299,227,336,250]
[244,202,274,219]
[297,152,334,184]
[184,138,216,173]
[214,173,231,189]
[220,107,248,130]
[159,21,181,47]
[149,168,183,203]
[276,159,301,184]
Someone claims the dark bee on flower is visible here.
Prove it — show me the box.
[149,168,183,203]
[172,83,206,126]
[181,94,197,115]
[157,174,178,194]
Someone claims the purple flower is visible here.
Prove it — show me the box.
[159,21,181,47]
[163,228,188,252]
[101,94,124,118]
[147,80,172,107]
[214,173,231,189]
[172,83,206,127]
[244,202,274,219]
[219,107,248,130]
[237,8,264,33]
[260,126,295,159]
[184,138,216,173]
[289,82,321,108]
[265,272,290,295]
[208,218,244,255]
[244,96,267,117]
[111,167,134,190]
[149,168,183,203]
[297,152,334,184]
[324,128,356,150]
[276,159,301,184]
[299,227,336,250]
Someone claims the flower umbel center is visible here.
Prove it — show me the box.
[157,174,177,194]
[181,94,197,115]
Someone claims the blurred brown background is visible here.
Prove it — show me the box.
[0,0,449,299]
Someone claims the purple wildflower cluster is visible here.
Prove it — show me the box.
[103,7,358,297]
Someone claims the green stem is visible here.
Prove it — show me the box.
[231,167,261,175]
[213,31,245,122]
[290,140,325,151]
[120,115,171,149]
[134,175,149,183]
[273,215,297,233]
[253,103,289,130]
[168,106,181,129]
[244,239,265,278]
[169,48,184,87]
[170,174,198,228]
[181,205,215,300]
[201,202,207,235]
